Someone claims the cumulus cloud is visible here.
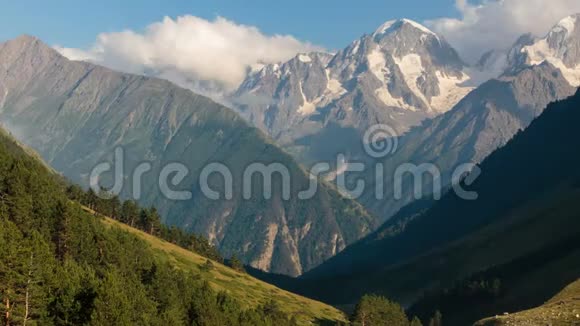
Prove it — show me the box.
[426,0,580,63]
[55,15,324,94]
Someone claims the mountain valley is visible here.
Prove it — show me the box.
[2,6,580,326]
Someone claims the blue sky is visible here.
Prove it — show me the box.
[1,0,459,49]
[5,0,577,94]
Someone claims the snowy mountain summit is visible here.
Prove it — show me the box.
[516,14,580,86]
[342,18,472,114]
[231,19,475,162]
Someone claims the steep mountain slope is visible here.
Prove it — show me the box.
[295,89,580,313]
[100,215,347,324]
[358,61,576,221]
[231,19,474,163]
[0,125,345,325]
[357,14,580,222]
[405,189,580,324]
[0,35,376,276]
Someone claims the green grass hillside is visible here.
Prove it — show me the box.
[476,279,580,325]
[95,212,346,325]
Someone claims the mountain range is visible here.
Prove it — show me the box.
[271,87,580,323]
[1,11,579,288]
[230,15,580,225]
[0,35,376,277]
[3,5,580,325]
[230,19,476,163]
[228,13,580,323]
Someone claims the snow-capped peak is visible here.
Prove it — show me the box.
[401,19,437,36]
[518,13,580,86]
[374,20,397,35]
[297,54,312,63]
[373,19,438,38]
[551,14,578,38]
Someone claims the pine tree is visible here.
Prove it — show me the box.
[65,185,84,202]
[120,200,139,227]
[0,218,25,326]
[229,255,245,273]
[428,310,442,326]
[110,196,121,220]
[147,207,161,236]
[4,162,33,231]
[351,294,410,326]
[53,200,71,261]
[19,232,54,326]
[410,316,423,326]
[0,221,52,326]
[46,260,98,325]
[85,189,98,211]
[138,208,149,232]
[138,207,162,235]
[92,269,133,325]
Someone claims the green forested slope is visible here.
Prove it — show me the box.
[0,127,345,325]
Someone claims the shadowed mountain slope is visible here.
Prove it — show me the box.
[290,89,580,318]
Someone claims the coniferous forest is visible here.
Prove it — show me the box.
[0,131,303,325]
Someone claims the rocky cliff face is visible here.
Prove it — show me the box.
[0,35,376,276]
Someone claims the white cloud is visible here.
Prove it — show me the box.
[55,15,324,94]
[55,3,580,93]
[426,0,580,63]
